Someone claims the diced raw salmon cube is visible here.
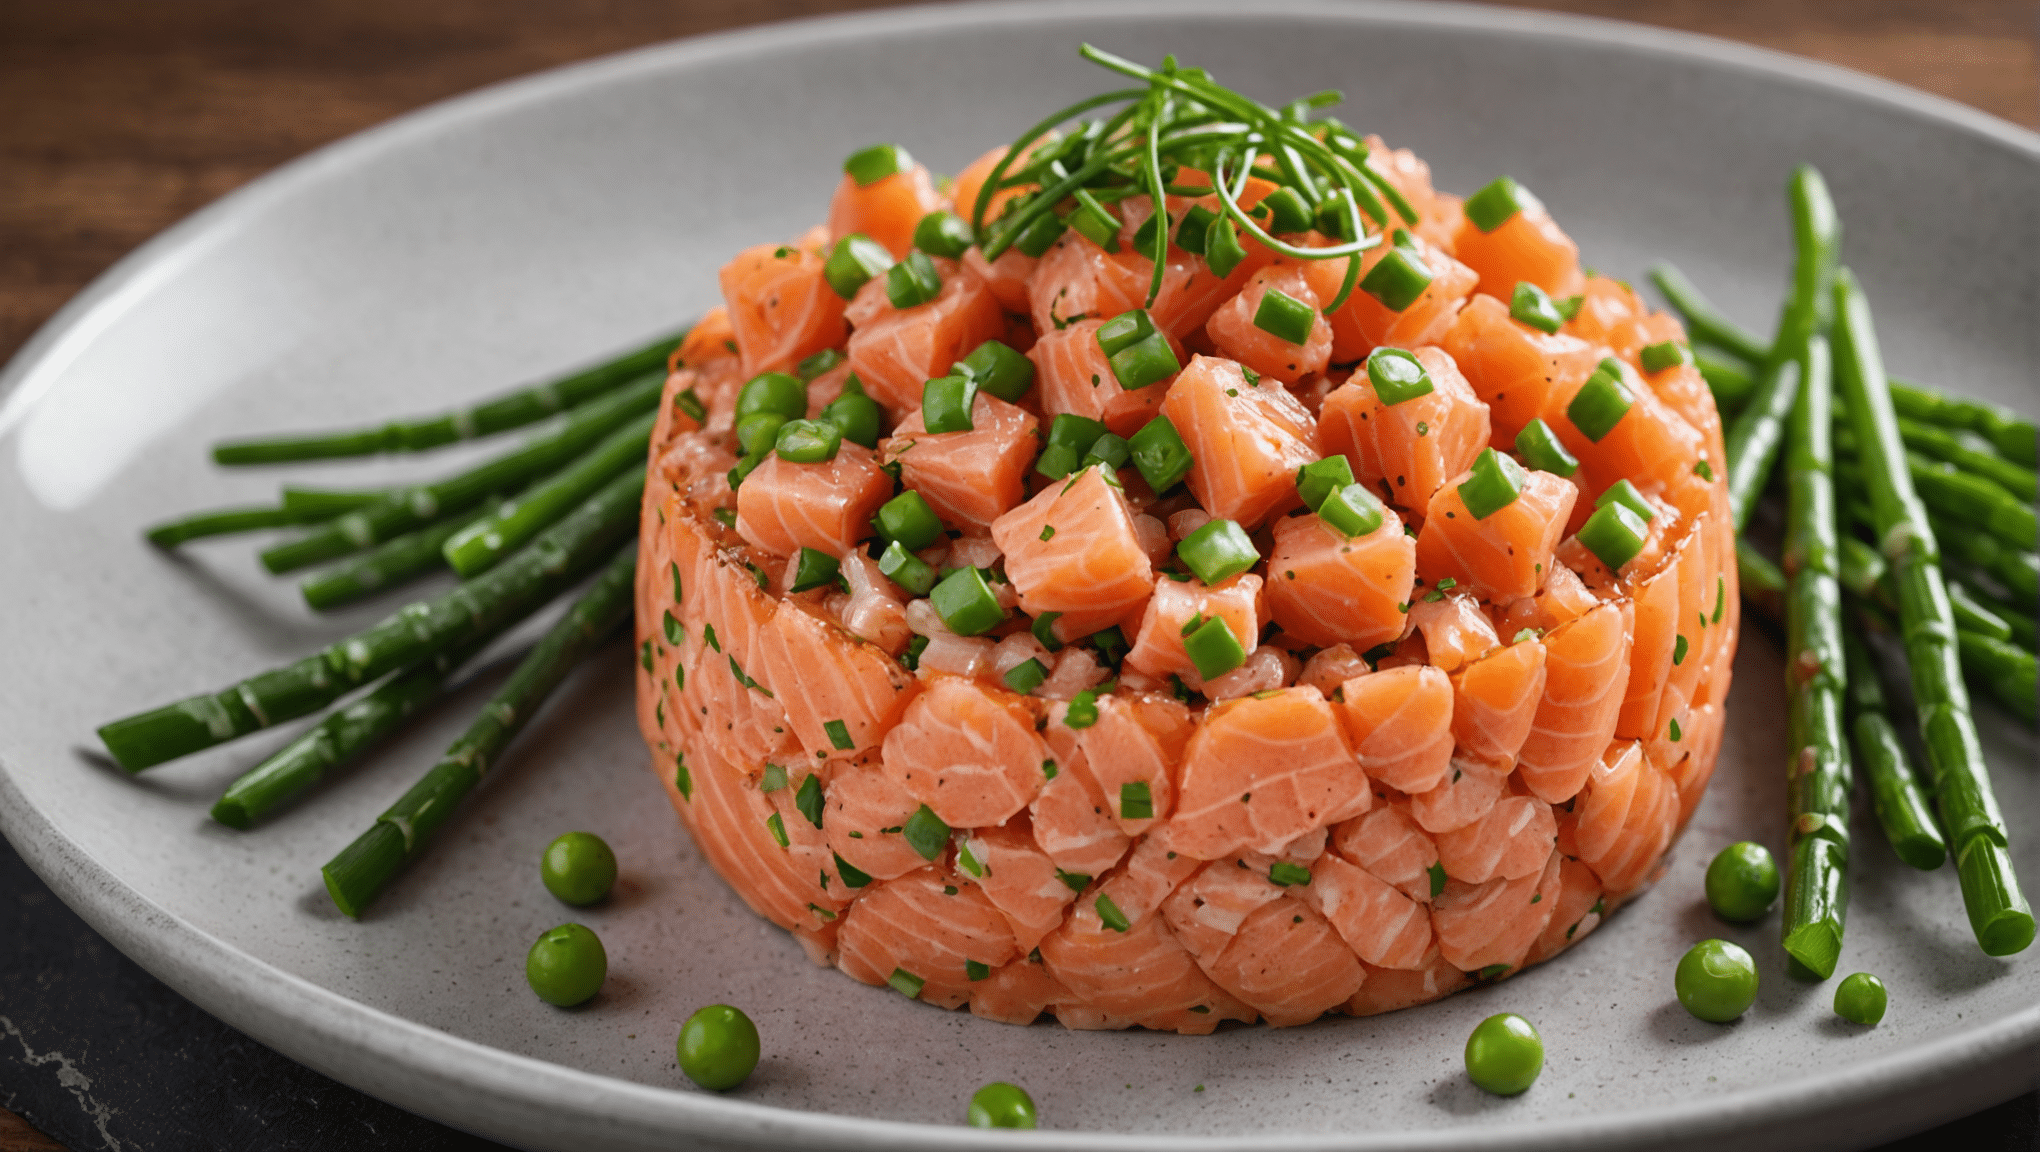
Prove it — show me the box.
[1161,354,1319,529]
[1319,345,1491,515]
[989,464,1156,642]
[884,392,1041,529]
[1264,509,1414,651]
[735,440,891,558]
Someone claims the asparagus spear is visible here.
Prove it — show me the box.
[1696,348,1756,414]
[1724,358,1801,532]
[1841,623,1948,870]
[1780,334,1853,978]
[1648,261,1770,364]
[297,496,508,611]
[1951,575,2036,652]
[1947,582,2014,644]
[321,543,639,917]
[1768,165,1840,368]
[1832,267,2033,956]
[1895,416,2038,503]
[258,370,662,574]
[96,465,645,772]
[441,409,655,578]
[212,329,683,465]
[1957,632,2039,724]
[1737,538,1787,627]
[1890,378,2039,468]
[145,504,331,548]
[279,487,388,519]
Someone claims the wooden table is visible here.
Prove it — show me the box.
[1,3,2035,1150]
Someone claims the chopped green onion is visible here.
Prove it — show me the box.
[1694,458,1715,482]
[1096,309,1180,391]
[1056,869,1089,893]
[796,349,844,382]
[1003,657,1049,695]
[921,374,979,434]
[673,388,708,424]
[931,566,1005,636]
[1360,233,1434,312]
[834,852,871,887]
[1095,893,1131,932]
[737,372,808,421]
[795,773,825,828]
[1595,478,1656,522]
[903,805,949,861]
[1011,210,1067,258]
[1269,861,1312,887]
[954,339,1035,402]
[790,547,842,593]
[1130,210,1171,260]
[875,490,944,551]
[913,210,973,258]
[824,234,894,299]
[1319,482,1386,538]
[766,811,790,847]
[824,720,857,753]
[844,143,910,187]
[1175,204,1217,256]
[1080,433,1130,472]
[1557,294,1584,321]
[877,540,937,596]
[1673,635,1689,666]
[1464,176,1531,233]
[1257,187,1314,233]
[1031,611,1065,651]
[886,250,943,309]
[1120,781,1153,820]
[1089,626,1127,666]
[887,967,926,998]
[726,452,764,490]
[1577,501,1650,571]
[1366,347,1434,405]
[1296,455,1356,511]
[1458,448,1529,520]
[1428,861,1447,897]
[1065,689,1100,729]
[1036,413,1109,480]
[1514,418,1578,477]
[1253,287,1317,345]
[1065,189,1122,252]
[1041,760,1058,780]
[820,391,882,448]
[965,960,991,982]
[1315,187,1358,241]
[1183,615,1247,680]
[761,764,788,791]
[1177,519,1260,584]
[1567,358,1634,442]
[902,634,929,670]
[1129,415,1194,493]
[1510,281,1565,334]
[1640,340,1693,374]
[1204,214,1248,277]
[774,418,842,464]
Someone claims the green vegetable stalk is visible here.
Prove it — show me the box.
[1841,624,1946,871]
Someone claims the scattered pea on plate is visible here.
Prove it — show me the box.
[541,830,617,906]
[968,1081,1038,1128]
[1834,972,1888,1025]
[525,923,606,1007]
[1676,938,1759,1023]
[1705,841,1780,923]
[1464,1013,1544,1096]
[679,1004,761,1091]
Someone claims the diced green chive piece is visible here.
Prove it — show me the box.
[820,390,882,449]
[1177,518,1260,585]
[1428,861,1447,897]
[1296,455,1356,512]
[1089,626,1127,666]
[1065,690,1100,730]
[1042,759,1059,780]
[1595,478,1657,522]
[1065,189,1122,252]
[1478,963,1511,981]
[1459,448,1530,520]
[921,373,979,434]
[727,451,765,490]
[774,418,842,464]
[1097,309,1180,391]
[1315,187,1358,241]
[844,143,910,186]
[1360,236,1434,312]
[957,837,984,877]
[761,764,787,792]
[1011,209,1067,258]
[877,540,937,596]
[711,507,737,528]
[1003,657,1049,695]
[662,610,684,646]
[796,348,844,382]
[1567,358,1634,442]
[1031,611,1066,652]
[1204,214,1248,277]
[674,388,708,423]
[1183,615,1247,680]
[791,548,842,594]
[1669,717,1683,741]
[834,852,872,888]
[736,412,787,458]
[1673,635,1690,666]
[1463,175,1530,233]
[1269,861,1312,887]
[887,967,926,999]
[1510,281,1565,334]
[1366,347,1434,406]
[1437,578,1456,590]
[954,339,1035,402]
[1080,433,1131,472]
[703,623,721,652]
[965,959,991,982]
[1036,413,1108,480]
[1557,294,1584,321]
[675,761,693,799]
[1039,524,1056,542]
[1095,893,1131,932]
[1640,340,1693,374]
[1252,287,1317,345]
[875,489,944,551]
[931,566,1005,636]
[1129,415,1194,493]
[1175,204,1217,255]
[1119,781,1154,820]
[823,234,895,299]
[1713,577,1725,623]
[903,805,949,861]
[1056,869,1089,893]
[737,372,808,422]
[913,210,974,258]
[822,718,856,751]
[1514,417,1579,477]
[795,773,825,828]
[1319,482,1386,538]
[639,638,655,671]
[765,811,790,848]
[1130,209,1171,260]
[1258,186,1314,233]
[1577,501,1650,571]
[1694,457,1715,481]
[886,250,943,309]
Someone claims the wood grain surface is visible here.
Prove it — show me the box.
[0,3,2034,1150]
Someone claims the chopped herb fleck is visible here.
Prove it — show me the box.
[1120,781,1154,820]
[765,812,789,848]
[887,968,925,999]
[903,805,949,861]
[1095,893,1131,932]
[1428,861,1447,897]
[1269,861,1312,886]
[965,960,991,982]
[760,764,787,791]
[824,718,856,750]
[796,773,825,828]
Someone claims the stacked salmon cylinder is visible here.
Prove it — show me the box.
[634,137,1738,1031]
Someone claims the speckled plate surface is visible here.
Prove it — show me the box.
[2,3,2035,1149]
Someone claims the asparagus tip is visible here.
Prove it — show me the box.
[1782,922,1842,980]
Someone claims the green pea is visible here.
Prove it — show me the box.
[525,923,606,1007]
[1675,938,1758,1023]
[1704,841,1780,922]
[678,1004,760,1091]
[1463,1013,1543,1096]
[1833,972,1888,1025]
[966,1081,1038,1128]
[540,831,617,906]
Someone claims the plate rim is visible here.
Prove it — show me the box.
[2,2,2036,1149]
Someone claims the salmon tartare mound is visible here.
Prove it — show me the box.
[633,116,1737,1031]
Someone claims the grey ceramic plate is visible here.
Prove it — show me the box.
[2,2,2035,1150]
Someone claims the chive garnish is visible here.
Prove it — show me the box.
[844,143,910,187]
[765,812,789,848]
[824,718,855,751]
[1120,781,1154,820]
[760,764,787,792]
[887,968,926,999]
[1567,358,1635,442]
[1095,893,1131,932]
[903,805,949,861]
[1269,861,1312,886]
[795,774,825,829]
